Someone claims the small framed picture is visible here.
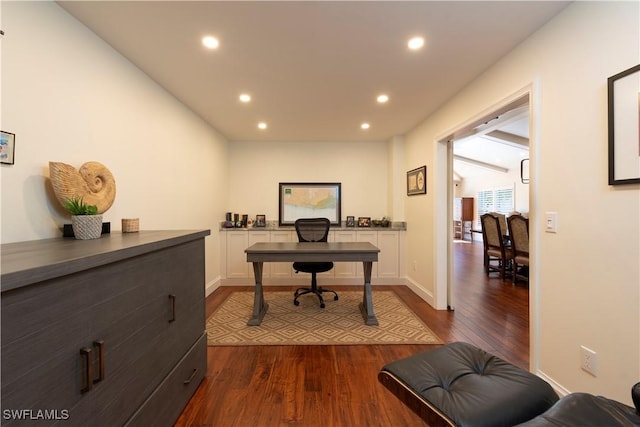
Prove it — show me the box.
[407,165,426,195]
[358,217,371,227]
[346,216,355,227]
[255,214,266,227]
[0,131,15,165]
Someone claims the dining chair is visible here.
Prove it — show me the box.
[480,213,513,279]
[489,212,508,238]
[292,218,338,308]
[507,214,529,285]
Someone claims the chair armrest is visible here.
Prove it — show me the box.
[632,382,640,413]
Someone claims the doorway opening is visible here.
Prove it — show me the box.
[437,89,533,314]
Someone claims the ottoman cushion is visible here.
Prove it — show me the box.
[380,342,559,427]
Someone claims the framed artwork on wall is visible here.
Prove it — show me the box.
[0,131,15,165]
[608,64,640,185]
[407,165,426,195]
[278,182,341,226]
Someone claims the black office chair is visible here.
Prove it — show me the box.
[293,218,338,308]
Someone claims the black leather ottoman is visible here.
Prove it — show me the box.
[378,342,559,427]
[516,392,640,426]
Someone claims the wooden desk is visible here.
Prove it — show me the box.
[245,242,380,326]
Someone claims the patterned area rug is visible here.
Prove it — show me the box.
[206,290,442,345]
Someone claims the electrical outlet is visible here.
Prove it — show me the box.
[412,261,417,271]
[581,345,597,376]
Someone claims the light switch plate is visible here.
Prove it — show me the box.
[545,212,557,233]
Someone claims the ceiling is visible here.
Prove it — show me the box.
[453,104,530,179]
[57,1,569,144]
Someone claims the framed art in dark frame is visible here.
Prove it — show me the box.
[608,64,640,185]
[407,165,426,195]
[0,131,15,165]
[278,182,341,226]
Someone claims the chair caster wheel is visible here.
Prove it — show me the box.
[293,300,299,306]
[334,295,339,301]
[320,303,325,308]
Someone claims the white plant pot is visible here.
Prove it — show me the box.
[71,214,103,240]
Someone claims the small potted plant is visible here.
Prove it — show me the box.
[63,197,103,240]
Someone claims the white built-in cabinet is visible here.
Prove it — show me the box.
[221,228,403,284]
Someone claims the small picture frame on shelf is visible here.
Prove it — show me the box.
[255,214,266,227]
[358,217,371,227]
[346,216,355,227]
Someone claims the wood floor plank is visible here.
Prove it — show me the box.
[175,240,528,426]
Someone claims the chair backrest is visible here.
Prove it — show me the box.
[481,213,503,249]
[508,214,529,255]
[295,218,330,243]
[489,212,508,236]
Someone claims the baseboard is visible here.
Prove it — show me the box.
[205,276,222,297]
[536,370,570,398]
[404,276,435,307]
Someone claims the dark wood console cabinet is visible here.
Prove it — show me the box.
[1,230,210,426]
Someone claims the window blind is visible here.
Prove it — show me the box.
[476,186,514,227]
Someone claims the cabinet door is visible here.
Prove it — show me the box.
[461,197,474,221]
[1,274,96,424]
[356,230,378,278]
[226,231,249,278]
[377,231,400,278]
[332,230,356,278]
[270,230,293,278]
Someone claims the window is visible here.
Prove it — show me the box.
[476,185,514,227]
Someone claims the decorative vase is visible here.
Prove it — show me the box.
[71,214,103,240]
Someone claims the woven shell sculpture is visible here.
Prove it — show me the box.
[49,161,116,214]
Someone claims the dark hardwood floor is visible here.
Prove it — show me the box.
[174,240,529,426]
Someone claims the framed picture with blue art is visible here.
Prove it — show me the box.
[0,131,15,165]
[278,182,341,226]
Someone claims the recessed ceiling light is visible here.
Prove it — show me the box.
[377,94,389,103]
[361,123,370,130]
[239,94,251,103]
[202,36,219,49]
[258,122,267,130]
[408,36,424,50]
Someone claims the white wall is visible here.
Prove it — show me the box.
[457,167,530,218]
[0,2,229,287]
[404,1,639,403]
[227,140,390,223]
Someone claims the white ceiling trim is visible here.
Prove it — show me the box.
[454,154,509,174]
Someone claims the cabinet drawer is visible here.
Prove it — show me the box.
[124,333,207,427]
